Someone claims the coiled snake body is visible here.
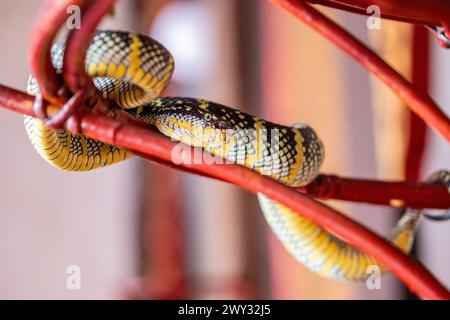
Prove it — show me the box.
[25,30,420,281]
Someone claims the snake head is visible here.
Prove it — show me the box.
[133,98,232,147]
[189,103,230,130]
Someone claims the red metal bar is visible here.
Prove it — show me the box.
[271,0,450,142]
[307,0,450,26]
[139,167,187,300]
[405,26,429,181]
[63,0,116,93]
[0,85,448,299]
[300,174,450,209]
[29,0,89,106]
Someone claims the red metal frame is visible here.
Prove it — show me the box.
[1,84,449,299]
[306,0,450,26]
[272,0,450,142]
[405,26,429,182]
[0,0,449,299]
[63,0,116,93]
[299,175,449,209]
[29,0,89,106]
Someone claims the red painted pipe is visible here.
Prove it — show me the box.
[28,0,90,106]
[311,0,450,26]
[404,26,429,182]
[63,0,116,93]
[300,174,450,209]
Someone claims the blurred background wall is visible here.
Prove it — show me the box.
[0,0,140,299]
[0,0,448,299]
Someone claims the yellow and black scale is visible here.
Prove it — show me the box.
[25,30,421,281]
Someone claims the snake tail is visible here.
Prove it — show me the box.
[258,194,420,281]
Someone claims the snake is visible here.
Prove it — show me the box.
[24,30,423,281]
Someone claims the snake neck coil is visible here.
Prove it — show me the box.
[24,30,174,171]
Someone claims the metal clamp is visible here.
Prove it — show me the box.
[427,26,450,49]
[423,170,450,221]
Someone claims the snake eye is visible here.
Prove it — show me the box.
[204,113,212,121]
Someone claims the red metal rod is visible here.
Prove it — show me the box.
[306,1,436,25]
[0,84,448,299]
[404,26,429,182]
[29,0,89,106]
[272,0,450,142]
[63,0,116,93]
[307,0,450,26]
[299,174,450,209]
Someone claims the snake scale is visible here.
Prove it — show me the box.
[25,30,421,281]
